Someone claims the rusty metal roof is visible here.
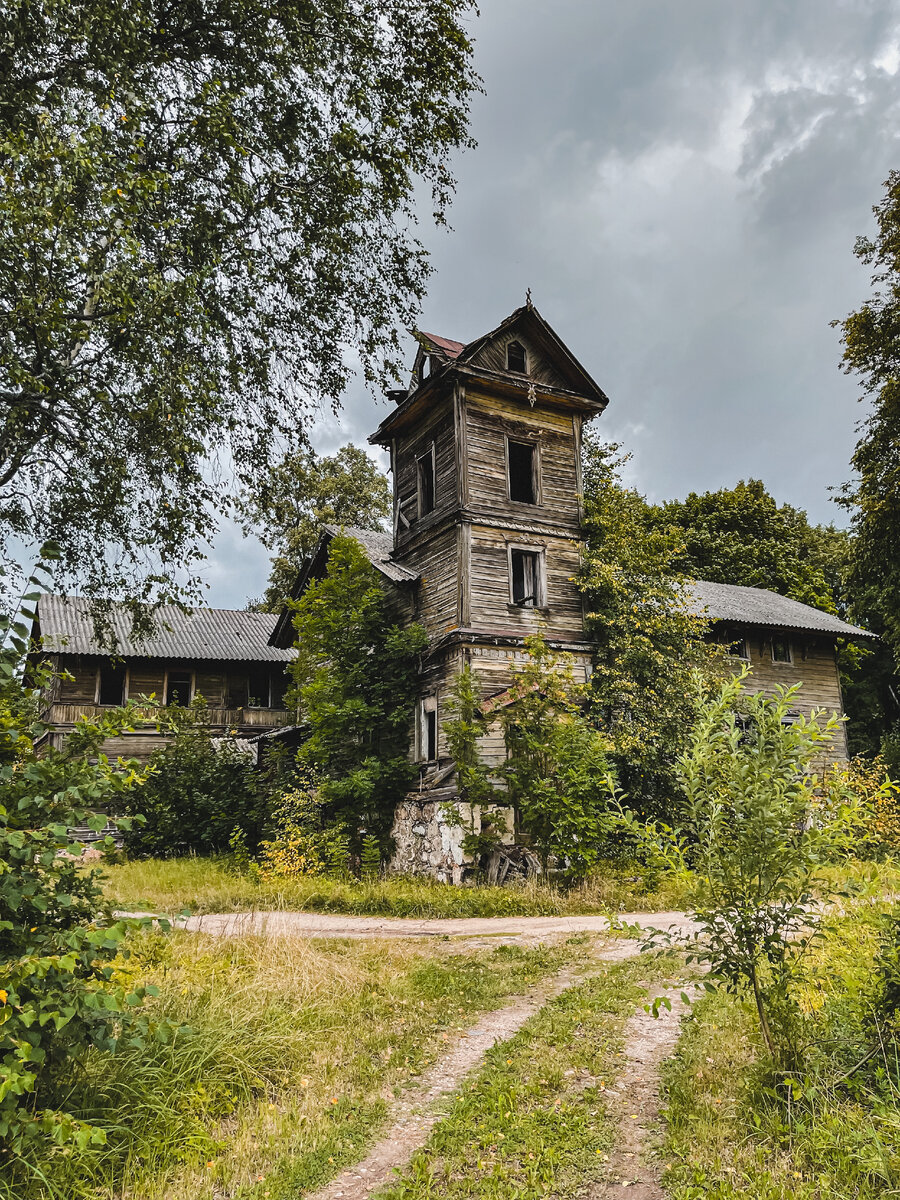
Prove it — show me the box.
[687,580,875,639]
[419,331,466,359]
[37,595,296,661]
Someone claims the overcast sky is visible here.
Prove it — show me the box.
[206,0,900,609]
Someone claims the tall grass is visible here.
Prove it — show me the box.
[102,855,694,917]
[3,929,575,1200]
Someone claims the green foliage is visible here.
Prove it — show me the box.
[496,635,619,879]
[123,701,265,857]
[291,535,427,855]
[441,666,506,857]
[0,0,478,612]
[240,444,392,611]
[258,782,351,879]
[577,437,720,815]
[0,553,160,1163]
[629,673,868,1069]
[647,478,842,612]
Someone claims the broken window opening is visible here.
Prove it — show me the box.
[506,341,527,373]
[247,665,272,708]
[165,670,193,707]
[425,708,437,761]
[508,438,536,504]
[97,661,126,706]
[417,448,435,517]
[511,548,542,608]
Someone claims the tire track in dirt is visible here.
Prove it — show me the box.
[304,940,646,1200]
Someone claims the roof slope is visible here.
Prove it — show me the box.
[687,579,875,639]
[322,525,418,583]
[419,331,465,359]
[37,595,296,661]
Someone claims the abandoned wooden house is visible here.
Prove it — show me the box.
[265,303,874,879]
[32,596,295,760]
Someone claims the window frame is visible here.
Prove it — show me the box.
[505,435,541,506]
[725,634,749,661]
[95,660,128,707]
[506,340,527,374]
[419,696,438,762]
[416,442,436,519]
[507,544,546,609]
[163,668,195,707]
[246,666,273,709]
[771,636,793,665]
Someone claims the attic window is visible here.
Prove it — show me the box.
[508,438,537,504]
[417,446,435,517]
[510,548,543,608]
[97,661,126,706]
[507,340,527,373]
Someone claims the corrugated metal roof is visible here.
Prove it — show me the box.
[37,595,296,661]
[687,579,876,639]
[322,525,419,583]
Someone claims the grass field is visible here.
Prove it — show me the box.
[4,930,583,1200]
[662,903,900,1200]
[101,855,694,917]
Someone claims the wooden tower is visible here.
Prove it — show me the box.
[368,303,610,877]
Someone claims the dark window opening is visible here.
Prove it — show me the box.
[425,709,437,760]
[98,661,126,706]
[511,548,541,607]
[506,340,527,373]
[508,439,536,504]
[417,449,435,517]
[727,636,748,660]
[247,666,271,708]
[272,669,291,708]
[226,674,249,709]
[772,637,792,663]
[166,671,193,707]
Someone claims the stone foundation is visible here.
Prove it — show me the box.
[390,790,515,882]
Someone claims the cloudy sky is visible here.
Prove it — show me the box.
[207,0,900,608]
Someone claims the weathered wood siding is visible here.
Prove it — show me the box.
[724,633,849,762]
[469,527,584,642]
[469,335,570,392]
[393,395,458,551]
[400,526,460,640]
[464,391,581,527]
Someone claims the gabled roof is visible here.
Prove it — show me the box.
[372,303,609,445]
[36,595,296,662]
[268,525,418,648]
[687,580,876,639]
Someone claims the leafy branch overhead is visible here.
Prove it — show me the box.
[0,0,479,609]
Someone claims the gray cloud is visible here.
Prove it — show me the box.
[210,0,900,606]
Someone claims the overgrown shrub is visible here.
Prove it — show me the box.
[829,754,900,856]
[626,672,868,1070]
[124,700,265,857]
[1,563,161,1165]
[257,777,350,879]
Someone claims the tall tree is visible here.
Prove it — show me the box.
[646,479,839,612]
[836,169,900,660]
[578,437,719,817]
[240,444,391,610]
[0,0,478,614]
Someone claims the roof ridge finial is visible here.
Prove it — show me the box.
[525,287,533,309]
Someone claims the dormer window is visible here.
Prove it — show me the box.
[506,341,527,373]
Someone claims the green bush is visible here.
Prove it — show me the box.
[1,563,160,1165]
[124,701,266,857]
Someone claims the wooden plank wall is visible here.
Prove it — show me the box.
[469,528,584,642]
[464,392,581,527]
[726,633,849,761]
[393,399,457,547]
[470,334,570,391]
[400,526,460,639]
